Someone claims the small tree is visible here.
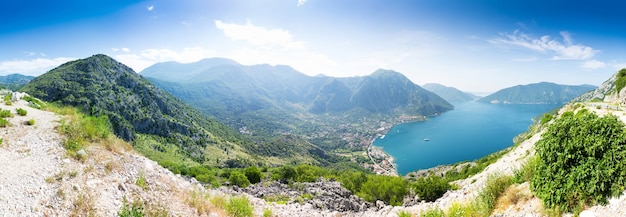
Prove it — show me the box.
[229,171,250,188]
[244,166,262,184]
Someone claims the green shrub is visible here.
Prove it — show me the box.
[226,196,253,217]
[136,173,148,190]
[419,207,445,217]
[338,171,368,193]
[540,114,553,124]
[118,196,145,217]
[532,110,626,212]
[0,109,13,118]
[0,118,9,127]
[263,208,273,217]
[397,210,413,217]
[358,174,408,206]
[16,108,27,116]
[294,164,327,182]
[27,118,35,126]
[244,166,262,184]
[229,171,251,188]
[414,175,451,202]
[275,165,296,183]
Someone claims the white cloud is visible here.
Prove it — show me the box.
[115,47,215,72]
[582,60,606,69]
[215,20,304,50]
[512,57,538,62]
[297,0,307,7]
[147,5,154,11]
[0,57,76,76]
[489,30,598,60]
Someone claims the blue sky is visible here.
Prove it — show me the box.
[1,0,625,93]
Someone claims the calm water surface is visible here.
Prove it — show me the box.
[374,102,559,175]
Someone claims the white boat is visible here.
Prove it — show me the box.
[424,138,430,141]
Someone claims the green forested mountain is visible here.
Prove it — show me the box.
[478,82,596,104]
[141,59,453,148]
[422,83,478,102]
[0,73,35,90]
[20,54,341,168]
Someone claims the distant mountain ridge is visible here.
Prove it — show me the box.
[422,83,478,102]
[478,82,596,104]
[0,74,35,91]
[141,59,452,115]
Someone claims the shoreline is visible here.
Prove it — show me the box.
[366,135,399,176]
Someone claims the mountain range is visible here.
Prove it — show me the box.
[141,58,454,149]
[478,82,596,104]
[422,83,479,102]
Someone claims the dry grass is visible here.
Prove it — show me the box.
[70,192,96,217]
[184,189,228,216]
[493,184,532,213]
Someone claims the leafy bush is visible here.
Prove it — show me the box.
[226,196,253,217]
[0,109,13,118]
[532,110,626,212]
[540,114,553,125]
[414,175,451,202]
[27,118,35,126]
[136,173,148,190]
[397,210,413,217]
[244,166,262,184]
[274,165,296,183]
[358,175,408,206]
[0,118,9,127]
[294,164,327,182]
[229,171,251,188]
[16,108,27,116]
[338,171,367,193]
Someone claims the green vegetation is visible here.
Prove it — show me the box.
[244,166,262,184]
[263,208,273,217]
[418,174,513,217]
[0,118,9,127]
[532,109,626,212]
[358,175,408,206]
[229,171,251,188]
[27,118,35,125]
[0,74,35,91]
[615,68,626,93]
[397,210,413,217]
[4,94,12,105]
[53,105,111,160]
[118,196,144,217]
[16,108,27,116]
[414,175,450,202]
[0,109,13,118]
[225,196,254,217]
[136,173,148,190]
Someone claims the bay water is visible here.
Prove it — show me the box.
[374,101,559,175]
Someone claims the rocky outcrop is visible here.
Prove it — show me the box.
[235,179,373,212]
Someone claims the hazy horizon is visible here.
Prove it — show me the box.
[1,0,625,93]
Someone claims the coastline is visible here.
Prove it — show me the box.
[366,135,399,176]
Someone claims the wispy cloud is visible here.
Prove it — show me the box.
[215,20,304,50]
[489,30,598,60]
[112,47,130,52]
[581,60,606,69]
[0,57,76,76]
[512,56,538,62]
[297,0,307,7]
[147,5,154,11]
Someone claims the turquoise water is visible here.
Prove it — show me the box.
[374,102,559,175]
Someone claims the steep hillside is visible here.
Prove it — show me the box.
[574,68,626,103]
[423,83,478,102]
[478,82,596,104]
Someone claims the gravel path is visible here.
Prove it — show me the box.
[0,98,64,216]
